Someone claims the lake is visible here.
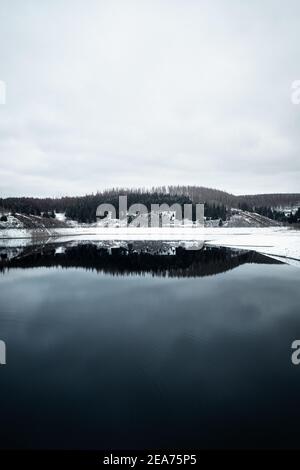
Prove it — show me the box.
[0,243,300,449]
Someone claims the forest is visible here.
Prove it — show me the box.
[1,186,299,223]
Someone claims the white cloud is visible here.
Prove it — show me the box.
[0,0,300,196]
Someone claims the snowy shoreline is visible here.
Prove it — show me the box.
[1,226,300,266]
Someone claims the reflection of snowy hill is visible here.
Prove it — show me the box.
[1,223,300,267]
[0,243,284,279]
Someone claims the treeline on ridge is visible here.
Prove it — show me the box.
[0,186,299,223]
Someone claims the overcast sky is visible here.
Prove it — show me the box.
[0,0,300,197]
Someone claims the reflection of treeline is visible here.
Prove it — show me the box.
[0,245,282,278]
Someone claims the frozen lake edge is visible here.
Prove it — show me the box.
[1,226,300,267]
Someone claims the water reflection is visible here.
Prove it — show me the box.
[0,243,299,450]
[0,241,282,278]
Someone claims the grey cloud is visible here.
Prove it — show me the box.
[0,0,300,196]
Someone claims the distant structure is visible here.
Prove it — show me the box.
[274,203,300,217]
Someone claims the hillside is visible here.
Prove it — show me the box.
[1,186,299,224]
[168,185,300,208]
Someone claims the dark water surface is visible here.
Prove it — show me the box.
[0,244,300,449]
